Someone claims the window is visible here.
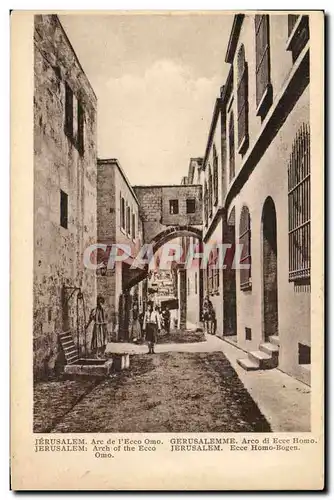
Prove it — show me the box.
[207,261,213,295]
[229,112,235,182]
[288,14,299,36]
[298,343,310,365]
[65,83,73,138]
[287,15,309,63]
[237,44,249,153]
[204,181,208,226]
[169,199,179,214]
[132,213,136,239]
[207,248,219,295]
[126,205,131,234]
[64,82,85,155]
[245,327,252,341]
[239,206,251,290]
[120,195,125,229]
[186,198,196,214]
[208,165,213,216]
[213,144,218,205]
[60,190,68,229]
[77,100,85,155]
[255,15,272,117]
[213,247,220,293]
[288,123,310,282]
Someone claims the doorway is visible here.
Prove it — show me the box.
[262,197,278,340]
[223,208,237,336]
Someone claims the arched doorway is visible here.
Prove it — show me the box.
[223,207,237,336]
[119,225,202,337]
[262,197,278,341]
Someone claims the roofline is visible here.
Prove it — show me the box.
[133,184,202,189]
[97,158,139,204]
[225,14,245,64]
[54,15,97,101]
[202,98,222,169]
[220,66,234,106]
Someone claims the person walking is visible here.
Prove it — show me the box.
[86,295,108,357]
[143,301,161,354]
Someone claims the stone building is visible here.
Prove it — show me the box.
[134,184,203,328]
[96,158,144,340]
[199,13,311,384]
[33,15,98,379]
[180,159,203,327]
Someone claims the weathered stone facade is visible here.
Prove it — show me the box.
[134,185,202,245]
[96,159,143,339]
[33,15,97,379]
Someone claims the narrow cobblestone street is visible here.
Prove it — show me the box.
[34,332,310,433]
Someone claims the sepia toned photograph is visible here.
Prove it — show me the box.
[31,12,315,436]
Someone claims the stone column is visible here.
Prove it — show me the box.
[177,268,187,330]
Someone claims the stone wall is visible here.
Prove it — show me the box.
[33,15,97,379]
[134,185,202,244]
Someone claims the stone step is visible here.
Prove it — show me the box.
[237,357,259,371]
[259,342,279,356]
[249,350,278,369]
[269,335,280,347]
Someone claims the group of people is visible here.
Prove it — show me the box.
[85,293,217,359]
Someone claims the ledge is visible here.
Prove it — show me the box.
[237,134,249,156]
[256,83,273,120]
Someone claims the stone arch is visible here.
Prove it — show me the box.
[150,225,202,255]
[124,225,202,290]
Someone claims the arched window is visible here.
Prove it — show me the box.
[288,123,310,282]
[237,44,249,153]
[229,112,235,182]
[208,165,213,216]
[239,205,251,290]
[213,144,219,205]
[204,181,208,226]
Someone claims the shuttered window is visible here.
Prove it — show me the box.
[288,14,299,36]
[120,195,125,230]
[213,144,219,205]
[208,165,213,216]
[204,181,208,226]
[239,206,251,290]
[229,112,235,182]
[237,44,249,152]
[255,15,271,115]
[64,82,84,156]
[288,123,311,282]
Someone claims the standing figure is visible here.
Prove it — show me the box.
[143,302,161,354]
[162,306,171,334]
[130,300,142,343]
[86,295,108,357]
[209,303,217,335]
[202,295,213,334]
[139,309,145,341]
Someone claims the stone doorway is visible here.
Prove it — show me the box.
[262,197,278,341]
[223,208,237,336]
